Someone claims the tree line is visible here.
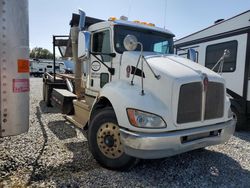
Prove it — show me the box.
[30,47,53,59]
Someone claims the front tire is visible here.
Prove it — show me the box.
[88,107,137,171]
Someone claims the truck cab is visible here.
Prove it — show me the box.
[84,19,174,96]
[45,12,236,170]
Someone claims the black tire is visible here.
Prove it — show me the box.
[88,107,137,171]
[231,107,246,131]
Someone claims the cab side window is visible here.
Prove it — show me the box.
[92,30,111,62]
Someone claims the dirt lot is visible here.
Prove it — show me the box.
[0,78,250,187]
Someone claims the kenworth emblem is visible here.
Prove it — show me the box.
[126,65,131,78]
[201,73,209,91]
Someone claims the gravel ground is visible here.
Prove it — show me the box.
[0,78,250,187]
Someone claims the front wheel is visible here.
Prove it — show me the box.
[88,107,137,171]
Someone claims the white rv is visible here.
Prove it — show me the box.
[30,59,66,77]
[175,10,250,130]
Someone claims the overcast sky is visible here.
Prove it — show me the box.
[29,0,250,52]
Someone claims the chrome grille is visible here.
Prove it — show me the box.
[177,82,202,124]
[177,82,224,124]
[205,82,224,120]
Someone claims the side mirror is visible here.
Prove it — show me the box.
[78,31,91,59]
[187,48,197,62]
[123,35,138,51]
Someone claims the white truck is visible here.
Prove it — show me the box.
[0,0,29,137]
[43,10,235,170]
[174,10,250,130]
[30,59,66,77]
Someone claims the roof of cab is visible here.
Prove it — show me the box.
[88,19,175,37]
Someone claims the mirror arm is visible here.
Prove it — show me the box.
[142,56,161,80]
[90,52,115,75]
[211,49,230,74]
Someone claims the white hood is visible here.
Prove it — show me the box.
[146,54,223,83]
[119,51,228,130]
[121,51,224,84]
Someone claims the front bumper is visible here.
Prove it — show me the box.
[120,119,235,159]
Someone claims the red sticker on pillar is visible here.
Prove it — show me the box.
[13,79,29,93]
[17,59,29,73]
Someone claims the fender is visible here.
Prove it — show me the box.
[90,80,169,133]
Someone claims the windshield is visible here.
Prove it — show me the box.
[114,25,174,54]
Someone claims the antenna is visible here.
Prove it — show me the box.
[127,0,132,18]
[164,0,167,29]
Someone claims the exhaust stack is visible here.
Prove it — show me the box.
[70,10,86,98]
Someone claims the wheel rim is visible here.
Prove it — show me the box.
[97,122,124,159]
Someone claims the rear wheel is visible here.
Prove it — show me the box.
[88,107,137,171]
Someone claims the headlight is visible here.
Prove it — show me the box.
[127,109,166,128]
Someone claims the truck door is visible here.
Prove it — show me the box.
[88,29,112,92]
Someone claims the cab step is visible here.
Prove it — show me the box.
[66,99,90,129]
